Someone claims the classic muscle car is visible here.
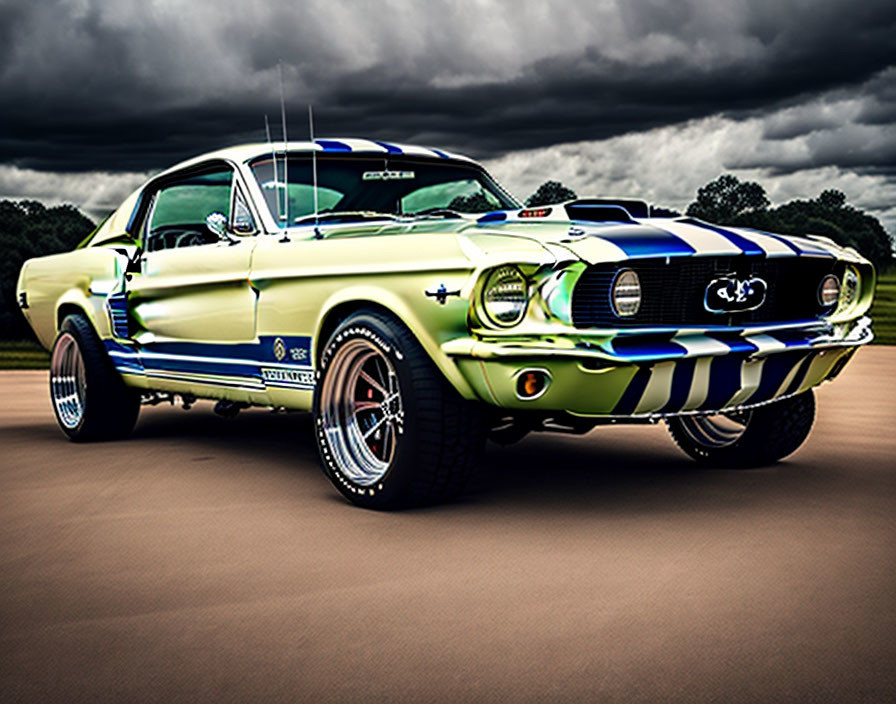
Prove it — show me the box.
[17,139,875,508]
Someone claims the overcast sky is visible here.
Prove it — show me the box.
[1,0,894,231]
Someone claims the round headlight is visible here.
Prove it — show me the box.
[819,274,840,308]
[482,266,528,326]
[612,269,641,317]
[840,267,859,310]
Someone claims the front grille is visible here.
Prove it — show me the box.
[570,256,843,328]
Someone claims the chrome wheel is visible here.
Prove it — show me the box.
[50,332,87,430]
[319,338,404,486]
[677,410,751,449]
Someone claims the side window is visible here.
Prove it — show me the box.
[232,184,257,234]
[144,168,233,252]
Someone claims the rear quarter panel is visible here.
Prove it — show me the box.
[17,248,128,348]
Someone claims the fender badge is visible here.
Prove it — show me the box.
[425,283,461,305]
[273,337,287,361]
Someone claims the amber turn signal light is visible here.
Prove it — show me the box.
[515,369,550,400]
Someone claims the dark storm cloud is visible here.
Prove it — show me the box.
[0,0,894,174]
[728,68,896,175]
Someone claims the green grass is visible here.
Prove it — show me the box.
[0,272,893,369]
[869,268,896,345]
[0,339,50,369]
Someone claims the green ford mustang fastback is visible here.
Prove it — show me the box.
[17,139,876,508]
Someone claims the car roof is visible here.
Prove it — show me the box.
[160,139,478,177]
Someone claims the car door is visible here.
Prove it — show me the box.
[126,163,261,389]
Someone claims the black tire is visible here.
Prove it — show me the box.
[666,390,815,467]
[49,314,140,442]
[313,309,485,509]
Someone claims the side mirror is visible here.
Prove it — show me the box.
[205,212,239,245]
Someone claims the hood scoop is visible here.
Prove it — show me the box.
[564,198,650,223]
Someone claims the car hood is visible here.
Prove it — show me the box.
[454,217,862,266]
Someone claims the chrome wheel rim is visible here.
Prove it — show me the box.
[678,410,751,448]
[320,339,403,486]
[50,332,87,430]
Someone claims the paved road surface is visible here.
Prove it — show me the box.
[2,348,894,703]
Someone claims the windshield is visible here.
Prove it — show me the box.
[249,155,519,227]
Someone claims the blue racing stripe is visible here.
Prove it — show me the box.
[658,357,697,413]
[749,351,808,404]
[104,340,144,374]
[593,224,696,258]
[699,355,744,411]
[705,335,759,355]
[316,139,352,152]
[680,219,764,256]
[141,340,264,360]
[610,337,688,360]
[477,211,508,224]
[142,355,260,380]
[613,365,653,415]
[782,354,815,395]
[743,229,801,255]
[374,141,403,155]
[104,337,316,389]
[137,336,312,366]
[763,232,835,258]
[430,148,452,159]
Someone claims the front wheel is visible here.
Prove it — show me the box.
[666,391,815,466]
[50,314,140,441]
[313,309,485,509]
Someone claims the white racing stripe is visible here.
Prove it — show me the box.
[796,352,839,394]
[332,138,390,153]
[110,348,312,371]
[645,219,743,255]
[727,358,766,407]
[682,357,713,410]
[775,358,808,397]
[743,333,788,356]
[144,369,265,391]
[634,361,676,414]
[725,227,796,257]
[671,334,732,357]
[390,144,444,158]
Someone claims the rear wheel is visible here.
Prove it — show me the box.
[313,309,485,509]
[50,314,140,441]
[666,391,815,466]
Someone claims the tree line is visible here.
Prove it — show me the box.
[1,176,892,340]
[0,200,96,340]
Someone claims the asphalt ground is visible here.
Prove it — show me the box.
[1,347,894,703]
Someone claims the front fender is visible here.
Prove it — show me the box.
[314,281,478,399]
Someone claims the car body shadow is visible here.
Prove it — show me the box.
[8,403,837,516]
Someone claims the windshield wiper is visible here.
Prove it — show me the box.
[291,211,399,226]
[407,207,464,219]
[290,208,466,227]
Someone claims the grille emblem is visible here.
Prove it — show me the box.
[705,275,767,313]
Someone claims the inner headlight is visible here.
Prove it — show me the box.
[482,265,528,327]
[819,274,840,308]
[612,269,641,317]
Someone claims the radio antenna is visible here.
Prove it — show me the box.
[309,104,322,239]
[278,61,290,242]
[264,114,281,228]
